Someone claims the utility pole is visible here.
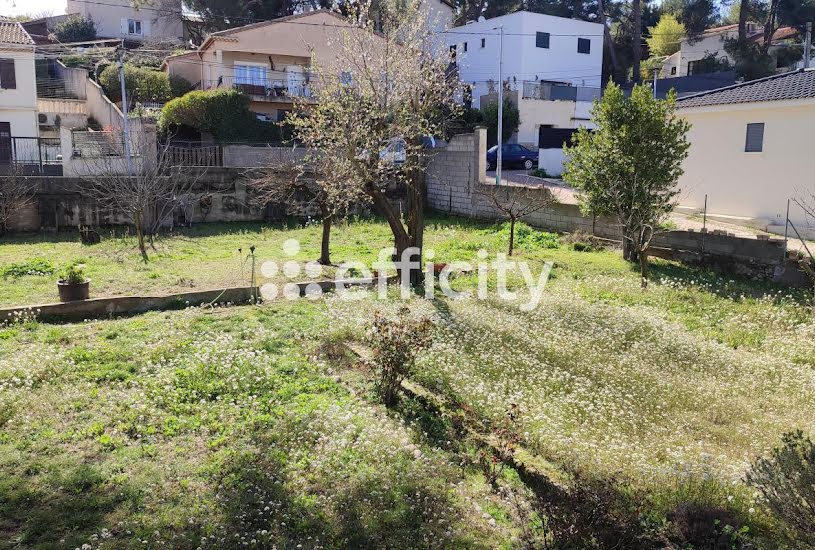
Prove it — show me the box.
[652,67,658,98]
[496,25,504,186]
[118,41,134,176]
[805,22,812,69]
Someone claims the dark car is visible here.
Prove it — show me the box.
[486,144,539,171]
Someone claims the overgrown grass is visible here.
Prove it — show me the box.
[2,216,814,546]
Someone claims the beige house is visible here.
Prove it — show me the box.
[66,0,184,42]
[0,21,39,167]
[661,24,800,78]
[676,69,815,233]
[162,10,385,122]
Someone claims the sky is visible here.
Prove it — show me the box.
[0,0,68,17]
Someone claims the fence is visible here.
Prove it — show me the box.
[0,137,62,175]
[165,142,223,167]
[203,74,314,101]
[521,81,602,102]
[71,130,125,158]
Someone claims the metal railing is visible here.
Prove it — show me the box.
[71,130,125,158]
[164,141,223,167]
[36,77,86,100]
[203,74,314,100]
[0,137,62,175]
[521,81,602,102]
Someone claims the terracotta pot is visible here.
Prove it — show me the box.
[57,280,90,302]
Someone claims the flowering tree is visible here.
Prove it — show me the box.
[564,83,690,288]
[288,0,461,285]
[0,164,36,236]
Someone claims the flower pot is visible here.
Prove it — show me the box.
[57,280,90,302]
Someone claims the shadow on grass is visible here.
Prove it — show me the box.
[0,463,132,548]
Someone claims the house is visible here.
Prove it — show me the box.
[65,0,184,42]
[446,11,604,148]
[676,68,815,233]
[161,10,385,123]
[0,21,39,163]
[660,23,801,78]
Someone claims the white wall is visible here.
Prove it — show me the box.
[678,99,815,227]
[0,45,38,138]
[449,11,603,108]
[66,0,183,41]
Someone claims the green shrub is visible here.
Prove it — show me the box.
[53,15,96,43]
[159,88,283,142]
[61,54,94,69]
[1,258,56,279]
[59,264,87,285]
[528,168,549,178]
[169,75,194,98]
[746,431,815,548]
[99,63,171,104]
[501,222,560,250]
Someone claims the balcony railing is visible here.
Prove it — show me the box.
[521,81,602,102]
[204,74,314,101]
[0,137,62,175]
[36,77,86,100]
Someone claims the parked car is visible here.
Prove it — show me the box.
[379,136,448,164]
[486,144,538,170]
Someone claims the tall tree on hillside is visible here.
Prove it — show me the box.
[662,0,718,39]
[289,0,461,286]
[563,83,690,287]
[646,14,686,57]
[632,0,642,82]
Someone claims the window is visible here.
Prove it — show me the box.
[745,123,764,153]
[0,58,15,90]
[463,41,468,52]
[234,64,267,86]
[481,38,486,48]
[449,44,457,59]
[577,38,590,54]
[535,32,550,49]
[340,71,353,85]
[671,66,677,75]
[127,19,142,35]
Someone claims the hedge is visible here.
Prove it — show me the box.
[159,88,285,143]
[99,63,172,104]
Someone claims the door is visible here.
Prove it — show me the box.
[0,122,11,165]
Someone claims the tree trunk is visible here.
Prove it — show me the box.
[632,0,642,83]
[134,210,148,262]
[365,184,418,285]
[319,209,332,266]
[508,216,516,256]
[738,0,749,40]
[639,246,649,288]
[598,0,619,78]
[622,228,637,262]
[405,153,425,287]
[761,0,779,53]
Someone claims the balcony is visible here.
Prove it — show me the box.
[203,74,315,103]
[0,137,63,175]
[522,81,602,102]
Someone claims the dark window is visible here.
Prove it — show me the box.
[0,59,16,90]
[577,38,590,54]
[481,38,485,48]
[449,44,456,60]
[536,32,550,49]
[745,123,764,152]
[670,66,677,75]
[463,41,468,52]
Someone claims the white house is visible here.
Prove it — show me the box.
[676,68,815,233]
[446,11,603,149]
[65,0,184,42]
[661,23,801,78]
[0,21,38,149]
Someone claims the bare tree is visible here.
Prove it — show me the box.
[288,0,462,285]
[476,183,557,256]
[74,122,206,260]
[0,163,37,236]
[249,152,356,266]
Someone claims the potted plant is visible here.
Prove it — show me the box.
[57,264,90,302]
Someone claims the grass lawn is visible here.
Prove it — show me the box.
[1,215,814,547]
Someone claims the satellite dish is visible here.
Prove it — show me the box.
[478,16,486,22]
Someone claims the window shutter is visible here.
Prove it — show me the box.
[536,32,550,49]
[577,38,591,54]
[121,18,129,35]
[745,123,764,152]
[0,59,15,90]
